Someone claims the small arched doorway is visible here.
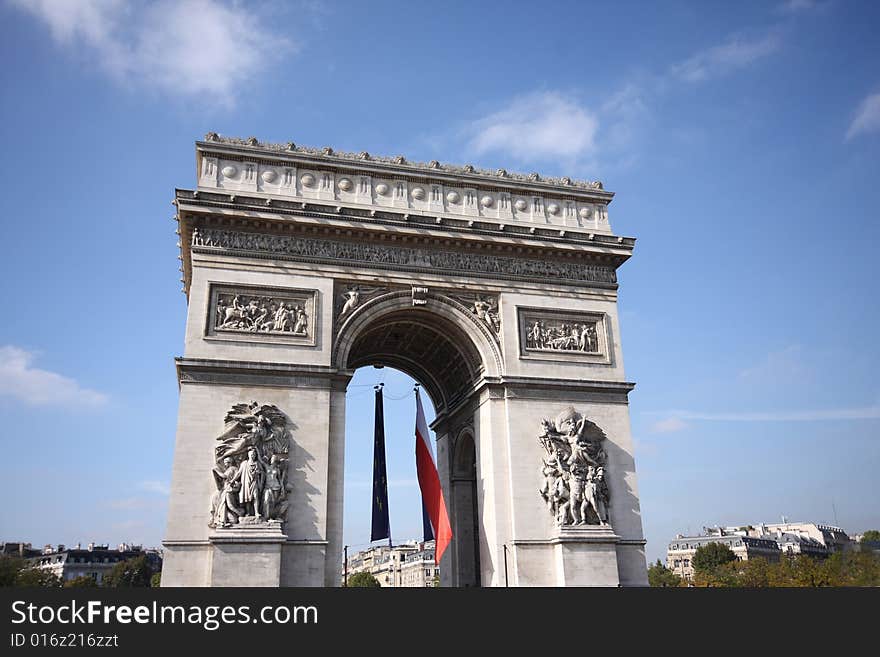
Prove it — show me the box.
[451,429,480,587]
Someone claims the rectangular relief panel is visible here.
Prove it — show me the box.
[517,306,612,365]
[205,283,318,347]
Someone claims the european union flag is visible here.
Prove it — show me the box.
[370,385,391,544]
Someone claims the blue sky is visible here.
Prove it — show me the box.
[0,0,878,565]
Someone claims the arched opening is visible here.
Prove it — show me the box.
[336,296,498,587]
[451,430,480,587]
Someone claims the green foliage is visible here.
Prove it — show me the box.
[64,575,98,588]
[346,571,381,588]
[691,542,737,576]
[102,556,155,588]
[432,573,440,587]
[685,551,880,587]
[647,559,682,587]
[151,572,162,588]
[0,556,25,586]
[14,568,62,587]
[861,530,880,543]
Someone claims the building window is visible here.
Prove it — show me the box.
[684,560,690,567]
[674,560,680,567]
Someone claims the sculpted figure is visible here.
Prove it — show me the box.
[235,448,265,519]
[594,467,609,524]
[292,306,308,335]
[209,457,242,528]
[340,287,361,316]
[262,455,291,521]
[567,466,587,525]
[539,455,562,515]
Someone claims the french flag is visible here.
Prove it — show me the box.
[415,388,453,565]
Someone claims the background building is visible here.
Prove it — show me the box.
[26,543,162,585]
[400,541,439,588]
[345,540,435,587]
[667,529,780,580]
[666,521,853,581]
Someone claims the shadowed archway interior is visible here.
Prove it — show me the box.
[344,310,484,414]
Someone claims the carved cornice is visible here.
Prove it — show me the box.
[175,189,635,251]
[190,227,619,288]
[201,133,609,194]
[176,358,350,390]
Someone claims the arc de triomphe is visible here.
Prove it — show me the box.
[161,134,648,587]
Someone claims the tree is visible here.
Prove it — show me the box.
[691,542,737,581]
[151,572,162,588]
[102,556,155,588]
[346,571,381,588]
[0,556,25,586]
[432,573,440,587]
[731,557,772,588]
[861,530,880,543]
[64,575,98,588]
[647,559,682,587]
[14,568,62,587]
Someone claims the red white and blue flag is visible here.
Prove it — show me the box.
[414,388,453,565]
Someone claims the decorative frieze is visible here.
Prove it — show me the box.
[206,283,317,345]
[192,228,618,287]
[517,307,610,363]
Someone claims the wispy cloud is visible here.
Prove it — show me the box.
[670,32,781,83]
[845,92,880,141]
[458,27,782,172]
[0,345,107,408]
[139,480,170,496]
[650,417,690,433]
[466,92,599,165]
[778,0,824,13]
[9,0,295,106]
[649,405,880,422]
[739,344,813,385]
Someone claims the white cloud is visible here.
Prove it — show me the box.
[650,417,689,433]
[467,92,599,163]
[139,480,170,496]
[9,0,294,106]
[846,92,880,141]
[650,405,880,422]
[0,345,107,408]
[671,32,781,83]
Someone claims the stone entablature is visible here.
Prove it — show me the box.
[196,134,615,234]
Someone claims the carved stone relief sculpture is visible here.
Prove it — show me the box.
[207,285,315,343]
[209,402,293,529]
[336,283,387,320]
[538,407,609,527]
[526,316,598,353]
[448,293,501,338]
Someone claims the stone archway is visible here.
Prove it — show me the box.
[330,292,500,587]
[160,134,649,587]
